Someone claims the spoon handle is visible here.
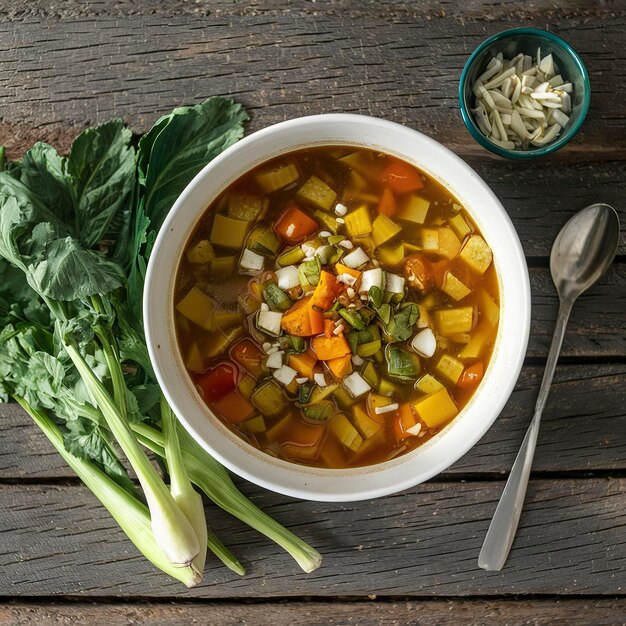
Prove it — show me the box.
[478,297,574,571]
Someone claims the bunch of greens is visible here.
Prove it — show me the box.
[0,97,321,586]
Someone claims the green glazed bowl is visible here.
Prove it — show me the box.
[459,27,591,159]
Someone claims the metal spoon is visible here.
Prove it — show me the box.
[478,203,620,572]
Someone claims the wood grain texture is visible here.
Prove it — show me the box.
[0,479,623,597]
[1,598,626,626]
[1,363,624,480]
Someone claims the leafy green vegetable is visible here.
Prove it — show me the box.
[385,302,419,342]
[339,308,366,330]
[298,257,321,289]
[385,344,421,381]
[302,400,334,421]
[263,281,292,312]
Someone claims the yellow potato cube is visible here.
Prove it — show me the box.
[415,374,444,395]
[175,286,215,330]
[449,214,471,240]
[210,214,250,249]
[184,342,205,373]
[372,214,402,247]
[329,414,363,452]
[344,204,373,237]
[434,306,474,336]
[352,404,383,439]
[296,175,337,211]
[399,195,430,224]
[434,354,464,385]
[442,272,471,301]
[459,319,496,360]
[477,288,500,328]
[420,228,439,252]
[413,387,458,428]
[377,242,405,266]
[437,227,462,259]
[255,161,300,193]
[459,235,493,275]
[186,239,215,264]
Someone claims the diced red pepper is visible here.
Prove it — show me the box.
[195,361,237,402]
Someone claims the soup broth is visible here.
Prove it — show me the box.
[174,147,499,468]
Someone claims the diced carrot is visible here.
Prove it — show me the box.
[377,187,397,217]
[323,318,335,338]
[311,334,351,360]
[327,353,353,379]
[310,270,338,311]
[335,263,361,280]
[275,203,319,243]
[381,158,424,194]
[394,403,418,441]
[230,339,265,377]
[457,360,484,390]
[280,422,326,461]
[195,361,237,402]
[288,349,318,380]
[402,252,434,291]
[213,389,255,423]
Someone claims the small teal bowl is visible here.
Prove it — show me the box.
[459,27,590,159]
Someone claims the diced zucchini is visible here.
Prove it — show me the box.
[372,214,402,248]
[186,239,215,264]
[459,235,493,275]
[413,387,458,428]
[262,282,292,312]
[246,224,280,256]
[338,308,366,331]
[333,385,358,409]
[399,195,430,224]
[175,286,215,330]
[309,382,340,404]
[237,375,257,399]
[296,175,337,211]
[377,242,405,266]
[210,255,236,275]
[251,381,288,417]
[360,360,380,389]
[302,400,335,421]
[437,227,462,260]
[228,191,267,221]
[314,209,339,233]
[434,306,474,337]
[242,414,267,434]
[255,161,300,193]
[328,413,363,452]
[449,213,471,240]
[298,257,321,290]
[184,342,205,373]
[344,205,372,238]
[434,354,464,385]
[441,272,471,301]
[415,373,444,395]
[377,377,402,396]
[277,246,306,267]
[357,339,382,358]
[210,214,250,249]
[257,310,283,336]
[352,404,382,439]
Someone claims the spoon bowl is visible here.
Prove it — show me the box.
[551,203,620,300]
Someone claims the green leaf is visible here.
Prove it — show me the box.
[385,344,420,381]
[385,302,419,342]
[139,96,248,233]
[67,120,136,248]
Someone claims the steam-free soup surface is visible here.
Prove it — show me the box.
[174,147,499,468]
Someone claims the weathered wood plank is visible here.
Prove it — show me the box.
[1,598,625,626]
[1,363,624,480]
[0,479,623,597]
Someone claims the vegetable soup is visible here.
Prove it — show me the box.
[174,147,499,468]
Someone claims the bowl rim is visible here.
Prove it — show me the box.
[458,26,591,159]
[144,113,531,501]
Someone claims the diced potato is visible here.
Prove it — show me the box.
[437,227,462,259]
[319,435,349,468]
[459,319,496,360]
[186,239,215,264]
[442,272,471,301]
[434,354,464,385]
[377,242,405,266]
[203,331,231,359]
[266,414,294,443]
[228,191,267,221]
[338,151,376,178]
[459,235,493,275]
[448,333,471,344]
[296,175,337,211]
[352,404,383,439]
[434,306,474,336]
[242,414,266,434]
[413,387,458,428]
[399,195,430,224]
[255,161,300,193]
[344,204,372,237]
[328,413,363,452]
[333,385,358,410]
[372,214,402,247]
[210,256,236,275]
[184,342,205,373]
[415,374,444,395]
[477,288,500,328]
[449,214,471,240]
[349,428,386,465]
[175,286,215,330]
[347,169,369,190]
[210,214,250,249]
[420,228,439,252]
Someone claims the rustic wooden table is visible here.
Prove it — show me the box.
[0,1,624,624]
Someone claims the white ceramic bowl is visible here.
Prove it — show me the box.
[144,114,531,502]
